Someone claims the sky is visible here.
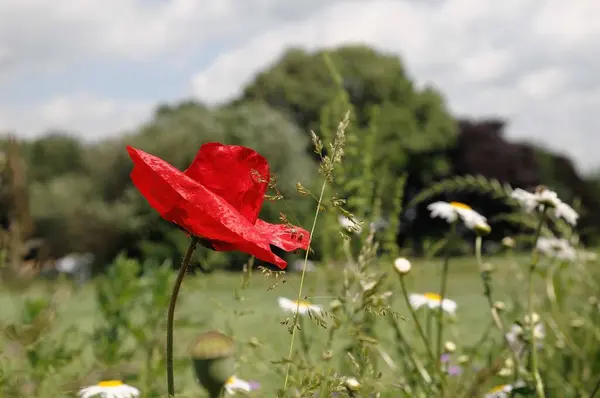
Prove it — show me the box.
[0,0,599,174]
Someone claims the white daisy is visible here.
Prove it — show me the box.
[536,237,577,261]
[484,381,526,398]
[427,201,490,234]
[79,380,140,398]
[408,292,457,315]
[555,201,579,226]
[511,187,578,226]
[278,297,323,316]
[224,376,258,395]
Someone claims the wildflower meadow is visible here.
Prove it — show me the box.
[1,48,600,398]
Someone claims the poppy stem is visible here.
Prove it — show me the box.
[167,236,198,397]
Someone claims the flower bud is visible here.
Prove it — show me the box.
[190,330,235,398]
[502,236,515,248]
[344,377,361,391]
[444,341,456,353]
[493,301,506,311]
[393,257,411,275]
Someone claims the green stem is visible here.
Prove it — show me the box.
[167,236,198,397]
[398,275,437,367]
[426,312,433,346]
[475,236,520,383]
[590,374,600,398]
[298,315,310,359]
[283,173,329,389]
[436,224,455,393]
[529,211,546,398]
[387,314,434,392]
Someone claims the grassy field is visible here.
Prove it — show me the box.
[0,253,551,397]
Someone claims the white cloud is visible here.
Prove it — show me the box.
[517,67,569,99]
[1,0,599,173]
[533,0,600,48]
[458,49,512,84]
[0,0,351,77]
[0,94,153,140]
[190,0,600,173]
[190,0,538,102]
[0,0,237,76]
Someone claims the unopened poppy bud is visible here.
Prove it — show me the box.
[393,257,412,275]
[444,341,456,353]
[190,331,235,398]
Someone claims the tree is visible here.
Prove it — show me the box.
[238,45,458,255]
[23,132,85,183]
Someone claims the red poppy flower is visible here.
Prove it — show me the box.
[126,142,310,268]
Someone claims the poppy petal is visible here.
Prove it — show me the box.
[183,142,270,224]
[254,219,311,252]
[127,146,263,244]
[212,220,310,269]
[211,240,288,269]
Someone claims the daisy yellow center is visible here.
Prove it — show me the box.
[293,299,311,307]
[450,201,472,210]
[489,384,508,393]
[423,293,442,302]
[225,376,235,385]
[98,380,123,387]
